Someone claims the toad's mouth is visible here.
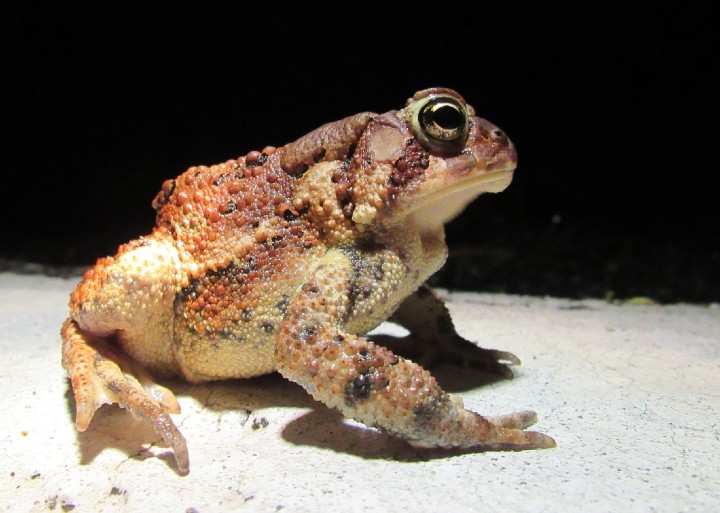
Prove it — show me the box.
[405,168,514,233]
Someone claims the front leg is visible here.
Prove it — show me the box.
[388,284,520,379]
[275,250,555,450]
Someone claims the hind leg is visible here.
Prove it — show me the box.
[61,318,189,473]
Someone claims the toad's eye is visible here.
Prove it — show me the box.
[412,95,469,153]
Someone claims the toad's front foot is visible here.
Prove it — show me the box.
[61,318,189,474]
[388,285,521,379]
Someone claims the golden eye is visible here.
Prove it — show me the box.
[412,95,469,152]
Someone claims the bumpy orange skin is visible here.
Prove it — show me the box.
[62,88,554,474]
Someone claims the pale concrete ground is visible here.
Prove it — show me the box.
[0,272,718,513]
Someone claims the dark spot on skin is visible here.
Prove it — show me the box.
[299,324,319,344]
[342,244,361,264]
[217,324,241,340]
[345,371,372,406]
[333,163,355,218]
[347,280,373,313]
[302,282,320,294]
[220,201,237,215]
[342,202,355,219]
[242,307,253,321]
[105,379,121,395]
[213,173,230,186]
[165,179,177,196]
[372,261,384,281]
[261,321,275,334]
[282,207,299,221]
[340,244,389,319]
[413,393,450,426]
[246,151,268,166]
[276,295,291,314]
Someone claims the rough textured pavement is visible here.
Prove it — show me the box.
[1,272,718,512]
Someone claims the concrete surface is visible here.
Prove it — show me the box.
[0,272,718,512]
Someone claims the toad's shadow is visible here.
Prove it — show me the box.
[68,355,511,472]
[280,407,499,462]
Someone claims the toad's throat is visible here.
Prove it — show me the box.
[403,168,514,233]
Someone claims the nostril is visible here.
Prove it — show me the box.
[482,129,508,142]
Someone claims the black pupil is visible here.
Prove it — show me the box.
[431,103,463,130]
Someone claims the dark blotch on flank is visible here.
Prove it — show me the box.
[413,392,450,426]
[345,371,373,406]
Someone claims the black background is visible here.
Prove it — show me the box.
[3,3,717,302]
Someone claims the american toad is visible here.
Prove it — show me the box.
[61,88,555,474]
